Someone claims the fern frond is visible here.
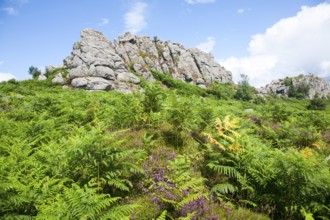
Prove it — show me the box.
[211,183,237,194]
[107,179,131,191]
[99,204,139,220]
[221,133,235,143]
[155,210,167,220]
[215,118,223,131]
[207,162,241,179]
[178,177,206,192]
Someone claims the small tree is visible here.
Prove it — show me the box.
[28,66,41,79]
[234,74,254,101]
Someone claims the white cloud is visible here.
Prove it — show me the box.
[98,18,109,26]
[124,2,147,34]
[185,0,216,4]
[220,3,330,87]
[0,72,16,82]
[197,36,216,53]
[237,8,244,14]
[2,7,18,15]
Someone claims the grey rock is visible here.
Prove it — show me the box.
[257,74,330,99]
[161,63,170,74]
[89,65,115,80]
[189,48,232,83]
[61,28,233,92]
[46,65,58,73]
[133,63,154,81]
[52,73,66,85]
[71,77,113,90]
[38,73,47,81]
[196,78,205,85]
[68,66,89,78]
[113,82,137,94]
[244,109,254,113]
[117,72,140,84]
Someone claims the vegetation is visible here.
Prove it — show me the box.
[0,74,329,219]
[284,77,310,99]
[307,95,328,110]
[28,66,42,79]
[234,74,255,101]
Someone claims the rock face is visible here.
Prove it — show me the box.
[258,74,330,99]
[63,29,232,91]
[64,29,140,92]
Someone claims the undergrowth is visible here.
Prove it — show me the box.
[0,78,329,219]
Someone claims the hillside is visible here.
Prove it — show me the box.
[1,76,329,219]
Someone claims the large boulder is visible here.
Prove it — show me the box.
[64,29,139,91]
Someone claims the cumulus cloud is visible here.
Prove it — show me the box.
[197,36,216,53]
[98,18,109,26]
[2,7,18,15]
[220,3,330,87]
[124,2,147,34]
[185,0,216,4]
[0,72,16,82]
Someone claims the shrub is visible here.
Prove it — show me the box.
[28,66,42,79]
[206,82,236,99]
[234,74,255,101]
[307,95,327,110]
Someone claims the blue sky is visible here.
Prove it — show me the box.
[0,0,329,86]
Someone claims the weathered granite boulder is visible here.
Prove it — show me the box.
[38,73,47,81]
[71,77,113,90]
[258,74,330,99]
[64,29,140,91]
[113,32,232,86]
[52,73,66,85]
[61,29,232,92]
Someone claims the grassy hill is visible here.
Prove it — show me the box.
[0,76,329,219]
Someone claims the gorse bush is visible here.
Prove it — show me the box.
[0,78,329,219]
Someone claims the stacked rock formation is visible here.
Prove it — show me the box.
[62,29,232,92]
[258,74,330,99]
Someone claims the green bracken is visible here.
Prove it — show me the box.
[0,76,329,219]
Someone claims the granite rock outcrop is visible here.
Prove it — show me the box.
[62,29,232,92]
[258,74,330,99]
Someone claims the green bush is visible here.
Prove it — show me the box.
[28,66,42,79]
[234,74,255,101]
[150,70,207,96]
[307,96,327,110]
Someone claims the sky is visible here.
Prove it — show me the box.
[0,0,330,87]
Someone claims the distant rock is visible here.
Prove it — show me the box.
[38,73,47,81]
[258,74,330,99]
[52,73,66,85]
[61,29,232,92]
